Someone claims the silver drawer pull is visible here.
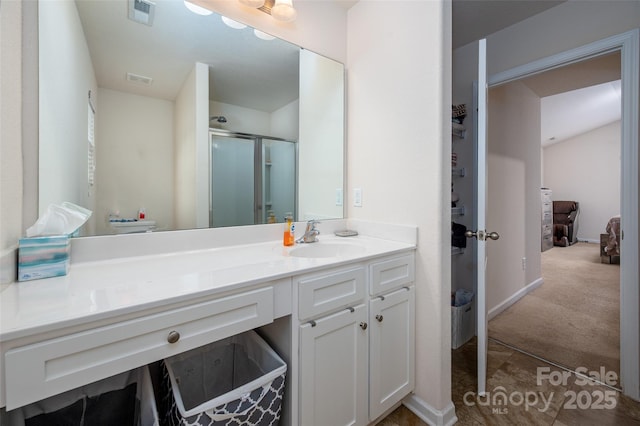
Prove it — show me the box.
[167,330,180,344]
[309,320,317,327]
[376,314,383,322]
[347,306,355,313]
[360,322,368,330]
[379,295,385,301]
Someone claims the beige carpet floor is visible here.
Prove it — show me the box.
[489,242,620,380]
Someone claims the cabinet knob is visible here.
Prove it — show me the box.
[360,322,368,330]
[375,314,383,322]
[167,330,180,344]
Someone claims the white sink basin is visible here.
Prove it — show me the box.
[289,241,366,258]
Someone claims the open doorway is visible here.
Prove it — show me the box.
[487,52,623,382]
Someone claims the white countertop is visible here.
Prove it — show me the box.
[0,220,417,342]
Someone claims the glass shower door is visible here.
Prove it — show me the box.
[210,135,256,228]
[262,138,296,224]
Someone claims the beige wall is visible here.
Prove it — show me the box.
[487,82,542,312]
[543,121,621,241]
[347,0,452,413]
[95,88,175,234]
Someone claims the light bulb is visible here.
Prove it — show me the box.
[254,29,275,40]
[183,0,213,16]
[271,0,297,22]
[221,16,247,29]
[238,0,266,8]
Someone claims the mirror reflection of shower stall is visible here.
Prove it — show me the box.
[209,129,297,228]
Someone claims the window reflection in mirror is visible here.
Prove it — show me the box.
[38,0,344,236]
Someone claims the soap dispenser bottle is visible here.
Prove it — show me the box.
[283,213,295,246]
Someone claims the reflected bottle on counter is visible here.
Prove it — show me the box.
[267,210,276,224]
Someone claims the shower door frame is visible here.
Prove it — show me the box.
[208,128,298,227]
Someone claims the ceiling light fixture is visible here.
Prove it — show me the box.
[238,0,297,22]
[270,0,296,22]
[254,29,275,40]
[221,16,247,29]
[183,0,213,16]
[238,0,266,8]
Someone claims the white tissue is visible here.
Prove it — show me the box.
[26,202,92,237]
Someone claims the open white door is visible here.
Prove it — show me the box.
[466,38,499,396]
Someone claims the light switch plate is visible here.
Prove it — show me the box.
[353,188,362,207]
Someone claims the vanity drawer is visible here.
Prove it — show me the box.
[297,267,366,321]
[4,287,274,410]
[370,253,415,296]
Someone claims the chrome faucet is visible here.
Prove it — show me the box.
[297,220,320,243]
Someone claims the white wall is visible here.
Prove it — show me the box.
[486,1,640,76]
[209,101,271,135]
[95,88,174,234]
[173,62,210,230]
[38,0,98,235]
[348,0,453,416]
[270,100,299,142]
[299,49,344,221]
[174,65,200,230]
[543,121,621,242]
[0,0,25,282]
[208,99,298,140]
[487,82,542,312]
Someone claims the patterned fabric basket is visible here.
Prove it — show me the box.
[161,330,287,426]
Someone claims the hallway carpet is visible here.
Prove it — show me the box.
[488,242,620,380]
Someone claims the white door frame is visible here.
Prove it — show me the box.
[488,29,640,400]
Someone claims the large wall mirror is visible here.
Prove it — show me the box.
[38,0,345,236]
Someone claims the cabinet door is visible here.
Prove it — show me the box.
[299,304,368,426]
[369,286,415,421]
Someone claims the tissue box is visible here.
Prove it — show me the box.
[18,235,70,281]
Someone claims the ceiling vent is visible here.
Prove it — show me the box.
[128,0,156,26]
[126,72,153,86]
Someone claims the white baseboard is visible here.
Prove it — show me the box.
[403,394,457,426]
[577,238,599,244]
[487,277,543,321]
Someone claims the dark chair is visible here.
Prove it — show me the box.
[553,201,579,246]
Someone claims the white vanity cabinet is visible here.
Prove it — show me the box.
[369,285,415,420]
[368,253,415,421]
[295,252,415,426]
[1,230,417,426]
[299,303,369,426]
[296,265,368,426]
[1,282,288,410]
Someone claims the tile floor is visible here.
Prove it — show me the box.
[377,338,640,425]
